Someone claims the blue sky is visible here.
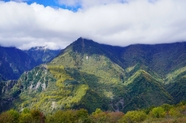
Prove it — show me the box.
[2,0,81,11]
[4,0,58,6]
[0,0,186,49]
[27,0,60,7]
[27,0,81,11]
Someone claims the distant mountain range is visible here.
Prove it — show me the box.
[0,46,36,80]
[1,38,186,114]
[0,46,60,80]
[24,46,61,65]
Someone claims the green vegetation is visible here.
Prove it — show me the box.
[1,102,186,123]
[47,65,73,87]
[150,107,166,118]
[12,65,92,113]
[118,110,147,123]
[165,66,186,84]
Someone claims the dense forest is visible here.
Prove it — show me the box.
[0,101,186,123]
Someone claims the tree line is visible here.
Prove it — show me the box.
[0,101,186,123]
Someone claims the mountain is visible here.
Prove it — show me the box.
[24,46,61,65]
[0,46,37,80]
[3,38,186,113]
[0,46,61,80]
[0,46,61,112]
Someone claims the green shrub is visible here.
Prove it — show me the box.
[150,107,166,118]
[118,110,147,123]
[169,107,182,118]
[19,113,32,123]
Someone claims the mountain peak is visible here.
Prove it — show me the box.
[68,37,100,54]
[29,45,50,51]
[74,37,96,45]
[77,37,85,41]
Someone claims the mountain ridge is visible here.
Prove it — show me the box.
[0,46,37,80]
[1,38,186,113]
[24,46,61,65]
[0,46,61,80]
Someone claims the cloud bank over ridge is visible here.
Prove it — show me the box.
[0,0,186,49]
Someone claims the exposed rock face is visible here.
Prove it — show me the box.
[2,80,17,94]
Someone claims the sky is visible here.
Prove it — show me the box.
[0,0,186,49]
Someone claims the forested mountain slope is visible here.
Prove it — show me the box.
[2,38,186,113]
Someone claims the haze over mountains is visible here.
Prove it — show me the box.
[0,37,186,114]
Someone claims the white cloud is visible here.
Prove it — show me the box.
[0,0,186,49]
